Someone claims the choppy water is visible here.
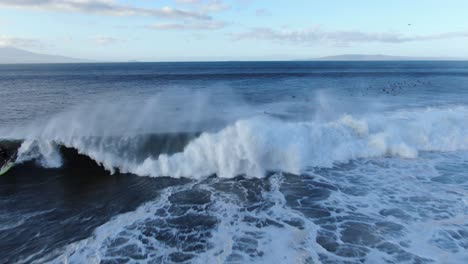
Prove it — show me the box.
[0,61,467,263]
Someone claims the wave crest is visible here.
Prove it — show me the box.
[6,105,468,179]
[135,106,468,178]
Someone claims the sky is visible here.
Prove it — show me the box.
[1,0,468,61]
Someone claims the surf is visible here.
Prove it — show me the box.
[2,105,467,179]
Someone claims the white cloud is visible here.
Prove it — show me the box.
[148,21,225,30]
[255,8,270,17]
[234,27,468,46]
[200,0,229,12]
[92,35,120,45]
[175,0,201,3]
[174,0,229,13]
[0,35,43,48]
[0,0,210,20]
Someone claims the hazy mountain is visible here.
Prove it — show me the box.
[1,48,465,63]
[0,47,89,64]
[313,54,463,61]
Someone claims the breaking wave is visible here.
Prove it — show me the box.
[3,103,468,179]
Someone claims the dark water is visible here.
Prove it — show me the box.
[0,62,467,263]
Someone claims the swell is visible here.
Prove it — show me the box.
[4,105,468,179]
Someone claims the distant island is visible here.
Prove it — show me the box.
[0,47,89,64]
[312,54,464,61]
[1,47,466,64]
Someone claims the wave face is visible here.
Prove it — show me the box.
[8,105,468,179]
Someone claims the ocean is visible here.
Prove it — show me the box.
[0,61,467,263]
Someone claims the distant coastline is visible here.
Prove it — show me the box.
[309,54,466,61]
[0,47,90,64]
[1,47,467,64]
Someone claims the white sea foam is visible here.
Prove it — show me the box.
[43,175,323,264]
[5,105,468,179]
[39,152,468,263]
[17,140,63,168]
[131,106,468,178]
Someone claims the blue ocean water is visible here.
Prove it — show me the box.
[0,61,467,263]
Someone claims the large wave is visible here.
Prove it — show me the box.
[131,106,468,178]
[4,102,468,179]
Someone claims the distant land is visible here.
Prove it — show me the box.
[313,54,464,61]
[1,47,466,64]
[0,47,89,64]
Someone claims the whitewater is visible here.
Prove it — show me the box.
[0,61,467,263]
[6,104,468,179]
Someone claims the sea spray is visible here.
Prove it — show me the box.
[11,106,468,179]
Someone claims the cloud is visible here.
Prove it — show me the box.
[234,27,468,46]
[175,0,230,13]
[92,35,120,45]
[199,0,229,12]
[0,35,43,48]
[175,0,201,3]
[255,8,270,17]
[148,21,225,30]
[0,0,210,20]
